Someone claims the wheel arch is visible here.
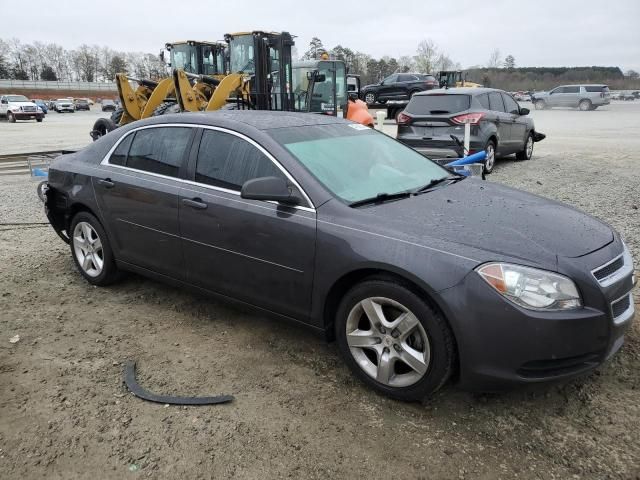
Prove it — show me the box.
[321,266,456,346]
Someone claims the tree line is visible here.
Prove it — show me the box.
[2,36,638,91]
[0,38,165,82]
[302,37,462,85]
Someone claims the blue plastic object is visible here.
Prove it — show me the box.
[445,150,487,167]
[33,168,48,177]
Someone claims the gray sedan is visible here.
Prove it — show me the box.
[43,111,635,400]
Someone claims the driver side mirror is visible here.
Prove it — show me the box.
[1,99,7,104]
[519,107,530,116]
[240,176,301,206]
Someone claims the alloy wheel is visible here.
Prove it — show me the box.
[345,297,430,387]
[364,93,376,105]
[73,221,104,277]
[485,143,496,171]
[526,135,534,158]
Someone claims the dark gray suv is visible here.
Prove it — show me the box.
[396,88,540,173]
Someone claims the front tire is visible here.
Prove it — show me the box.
[69,211,121,286]
[483,139,496,173]
[8,112,15,123]
[516,132,534,160]
[335,277,455,401]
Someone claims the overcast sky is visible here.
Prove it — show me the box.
[1,0,639,71]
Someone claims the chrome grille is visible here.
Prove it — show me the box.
[23,105,37,112]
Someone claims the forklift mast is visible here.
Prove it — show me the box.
[225,31,295,111]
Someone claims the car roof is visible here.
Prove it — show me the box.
[414,87,503,96]
[133,110,351,131]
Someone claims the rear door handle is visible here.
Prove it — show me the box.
[98,178,115,189]
[182,198,208,210]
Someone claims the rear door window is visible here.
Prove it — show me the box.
[195,129,286,191]
[488,92,506,112]
[405,94,471,114]
[126,127,192,178]
[564,86,580,94]
[502,93,520,114]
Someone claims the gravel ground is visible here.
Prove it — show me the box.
[1,103,639,479]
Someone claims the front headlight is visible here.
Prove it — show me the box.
[476,263,582,311]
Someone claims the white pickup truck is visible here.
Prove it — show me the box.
[0,94,45,122]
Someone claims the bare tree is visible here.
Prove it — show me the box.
[414,39,439,74]
[398,55,415,72]
[487,48,502,69]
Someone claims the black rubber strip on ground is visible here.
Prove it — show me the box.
[124,361,234,405]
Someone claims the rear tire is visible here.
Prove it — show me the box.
[335,277,455,401]
[534,100,546,110]
[364,92,377,106]
[483,139,496,174]
[579,99,592,111]
[151,102,181,116]
[90,118,118,141]
[516,133,534,160]
[69,211,121,286]
[110,108,124,125]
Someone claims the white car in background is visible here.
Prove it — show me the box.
[0,94,45,122]
[54,98,75,113]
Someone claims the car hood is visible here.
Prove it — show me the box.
[362,83,380,91]
[353,179,613,268]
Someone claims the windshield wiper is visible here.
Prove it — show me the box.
[349,191,412,208]
[412,175,464,194]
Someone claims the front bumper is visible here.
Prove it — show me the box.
[438,245,635,391]
[12,111,44,120]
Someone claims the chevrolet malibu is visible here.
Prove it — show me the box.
[42,111,635,401]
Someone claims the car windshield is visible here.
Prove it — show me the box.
[77,100,88,103]
[406,94,471,114]
[103,100,114,104]
[8,95,29,102]
[269,124,449,203]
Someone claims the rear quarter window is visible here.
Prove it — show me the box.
[405,94,471,114]
[584,86,608,93]
[476,94,490,110]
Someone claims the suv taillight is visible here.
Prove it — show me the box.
[396,112,412,125]
[451,112,485,125]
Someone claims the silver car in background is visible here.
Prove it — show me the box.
[54,99,75,113]
[532,84,610,111]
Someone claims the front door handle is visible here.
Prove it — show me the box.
[98,178,115,189]
[182,198,208,210]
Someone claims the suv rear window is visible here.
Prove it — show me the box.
[584,86,608,93]
[405,94,470,114]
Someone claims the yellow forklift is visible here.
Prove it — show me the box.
[90,40,227,139]
[171,32,373,125]
[437,70,482,88]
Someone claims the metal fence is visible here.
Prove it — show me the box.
[0,79,117,91]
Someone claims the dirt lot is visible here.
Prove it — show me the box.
[1,103,639,479]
